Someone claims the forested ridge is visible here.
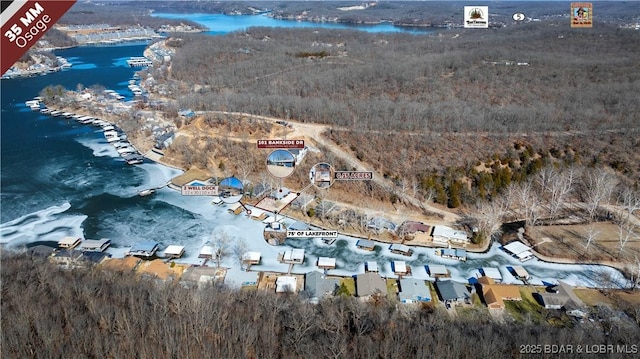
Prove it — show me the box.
[58,2,204,30]
[165,23,639,133]
[2,255,639,358]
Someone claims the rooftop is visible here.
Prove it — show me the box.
[482,267,503,281]
[276,276,298,293]
[399,278,431,303]
[170,168,211,187]
[433,225,468,241]
[356,272,386,297]
[129,241,159,253]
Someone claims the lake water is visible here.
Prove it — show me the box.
[152,13,435,35]
[0,15,629,288]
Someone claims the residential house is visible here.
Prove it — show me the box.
[155,131,175,150]
[368,217,396,232]
[356,272,387,299]
[477,276,522,309]
[436,280,471,304]
[399,221,431,241]
[538,281,586,311]
[432,225,469,246]
[49,249,84,267]
[26,245,55,258]
[398,278,432,303]
[304,271,340,299]
[80,251,112,265]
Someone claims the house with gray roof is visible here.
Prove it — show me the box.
[435,280,471,304]
[398,278,432,303]
[538,281,585,311]
[356,272,386,299]
[305,271,340,299]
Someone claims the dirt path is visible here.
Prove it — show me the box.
[193,110,460,223]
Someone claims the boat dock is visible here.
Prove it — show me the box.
[126,57,153,67]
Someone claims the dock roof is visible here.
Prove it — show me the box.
[283,248,305,262]
[356,239,376,249]
[200,244,214,257]
[427,264,448,275]
[58,236,80,246]
[503,241,532,255]
[318,257,336,268]
[366,261,379,272]
[393,261,407,273]
[512,266,530,279]
[243,251,261,262]
[130,241,159,253]
[389,243,411,253]
[164,245,185,256]
[78,238,110,250]
[482,267,503,281]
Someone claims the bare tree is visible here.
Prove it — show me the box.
[475,198,506,241]
[233,239,249,271]
[618,187,640,222]
[583,223,600,252]
[583,169,618,221]
[627,256,640,291]
[211,229,232,268]
[616,218,638,258]
[546,166,577,219]
[514,180,540,228]
[616,187,640,257]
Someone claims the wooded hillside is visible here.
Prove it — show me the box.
[2,255,639,358]
[165,23,639,134]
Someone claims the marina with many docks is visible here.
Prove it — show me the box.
[27,98,145,165]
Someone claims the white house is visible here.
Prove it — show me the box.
[432,225,469,246]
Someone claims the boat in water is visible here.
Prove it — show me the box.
[139,189,155,197]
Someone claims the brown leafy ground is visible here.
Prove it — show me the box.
[575,288,640,309]
[533,223,640,264]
